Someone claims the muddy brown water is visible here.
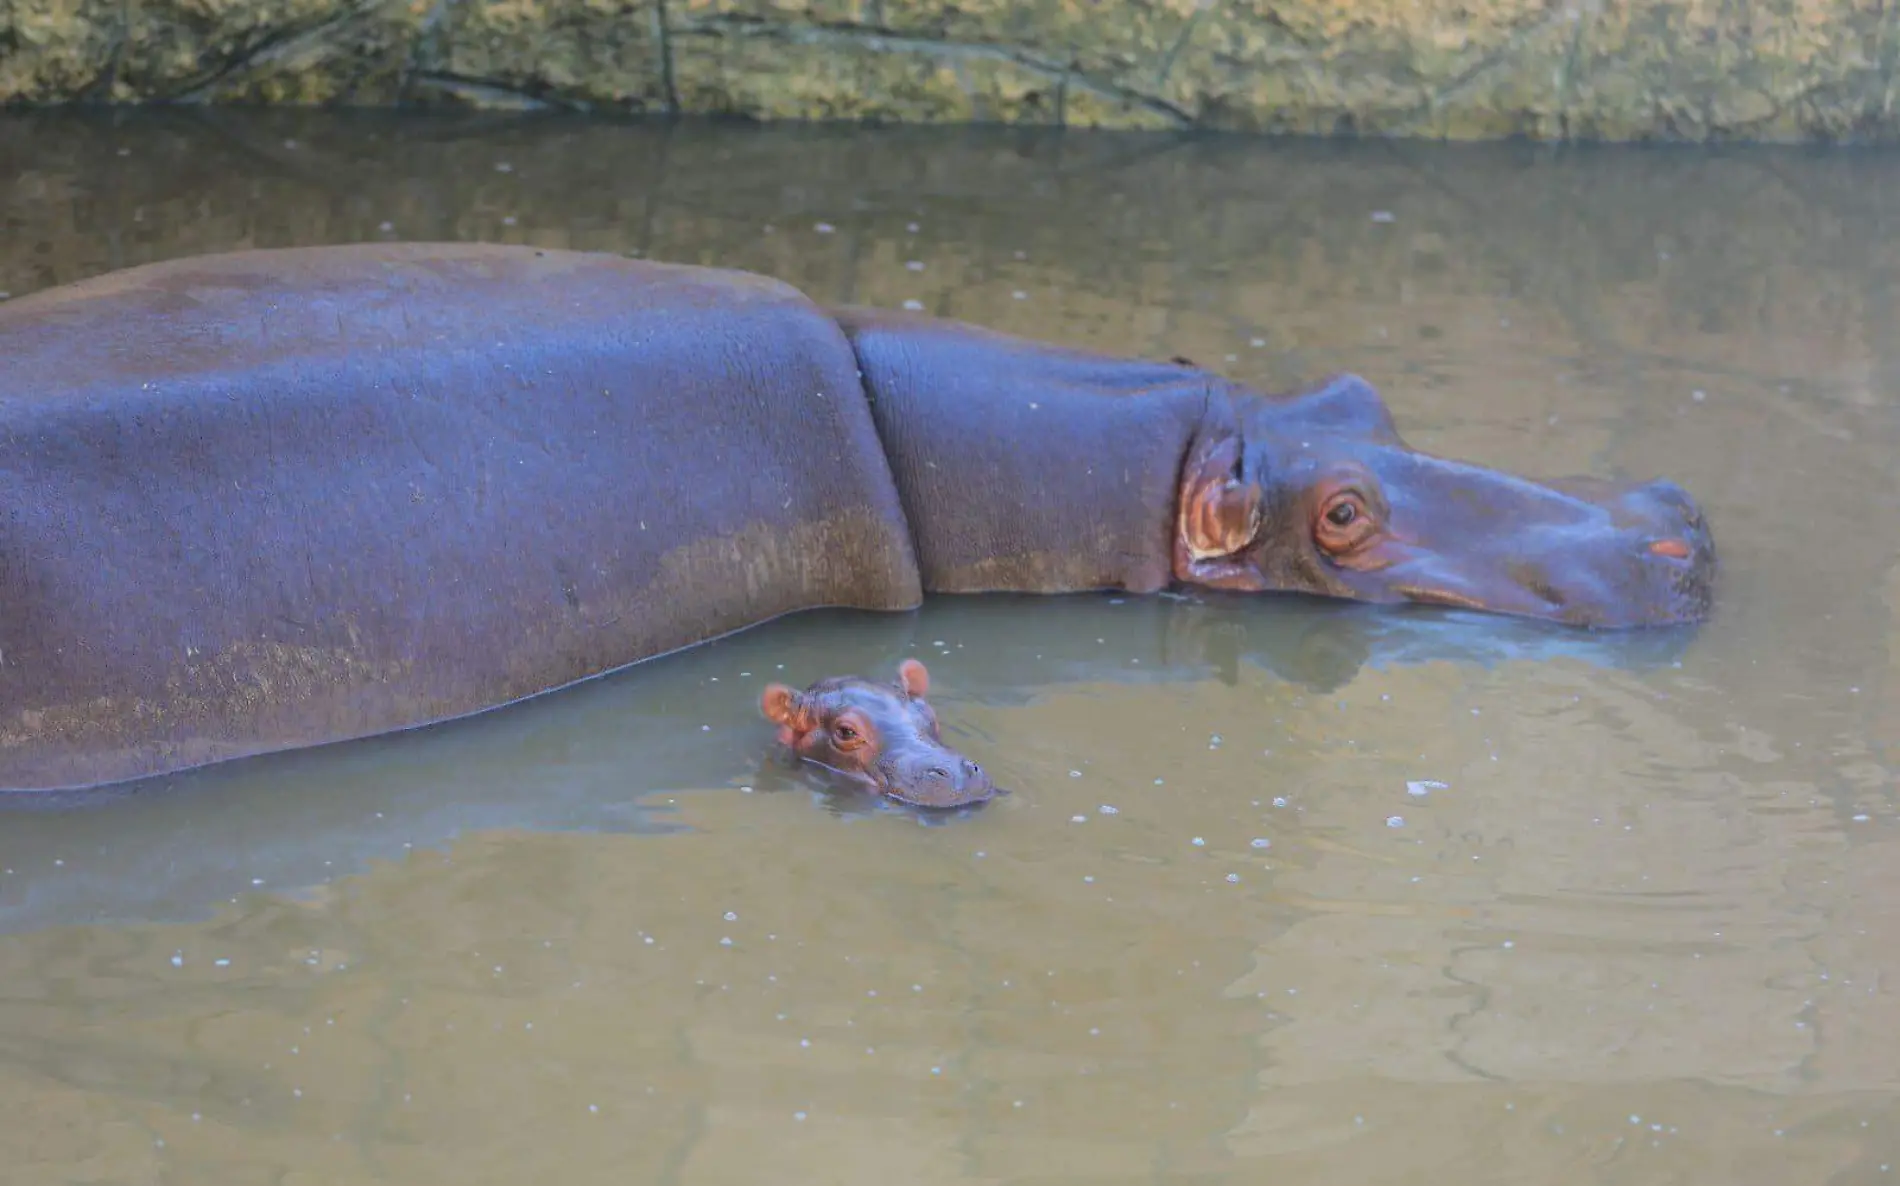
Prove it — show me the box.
[1,111,1897,1184]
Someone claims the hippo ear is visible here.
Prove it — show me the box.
[760,684,809,729]
[896,658,930,699]
[1178,429,1262,563]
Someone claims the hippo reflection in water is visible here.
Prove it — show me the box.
[0,243,1717,794]
[762,659,1000,810]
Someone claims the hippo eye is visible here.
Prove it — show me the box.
[831,722,867,750]
[1314,489,1379,556]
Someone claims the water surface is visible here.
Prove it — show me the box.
[1,111,1897,1184]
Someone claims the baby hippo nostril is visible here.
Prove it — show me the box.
[965,760,981,775]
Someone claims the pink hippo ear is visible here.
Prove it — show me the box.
[760,684,810,738]
[896,658,930,699]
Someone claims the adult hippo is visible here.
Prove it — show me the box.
[0,242,1714,794]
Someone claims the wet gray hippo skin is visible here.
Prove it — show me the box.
[0,242,1715,794]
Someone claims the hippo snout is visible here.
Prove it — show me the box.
[886,752,997,809]
[1322,465,1719,630]
[1472,479,1716,629]
[1612,478,1717,622]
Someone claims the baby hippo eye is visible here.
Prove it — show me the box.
[1326,501,1357,527]
[833,724,857,742]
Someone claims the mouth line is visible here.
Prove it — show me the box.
[804,756,997,808]
[885,788,998,810]
[801,756,878,787]
[1391,585,1490,612]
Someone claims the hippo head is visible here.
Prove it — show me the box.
[1173,375,1716,629]
[760,659,999,809]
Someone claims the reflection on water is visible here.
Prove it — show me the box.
[1,111,1897,1184]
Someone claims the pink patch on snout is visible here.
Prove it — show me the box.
[1648,538,1693,560]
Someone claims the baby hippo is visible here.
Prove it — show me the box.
[760,658,1000,809]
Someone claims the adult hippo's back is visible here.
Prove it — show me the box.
[0,243,1714,793]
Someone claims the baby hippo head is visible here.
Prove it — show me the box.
[760,659,998,809]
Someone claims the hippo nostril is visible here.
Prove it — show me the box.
[964,760,981,775]
[1639,479,1693,507]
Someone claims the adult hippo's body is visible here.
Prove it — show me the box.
[0,243,1714,794]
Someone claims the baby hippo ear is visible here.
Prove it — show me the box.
[896,658,930,699]
[760,684,809,729]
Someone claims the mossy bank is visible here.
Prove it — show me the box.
[4,1,1898,141]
